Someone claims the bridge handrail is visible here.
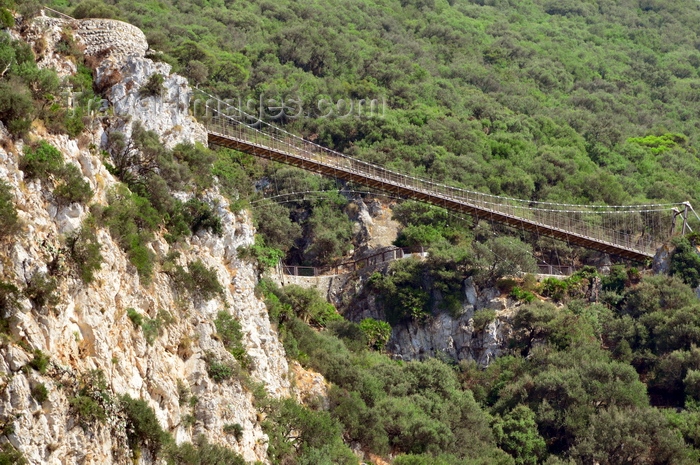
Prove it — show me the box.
[199,93,679,259]
[207,118,664,257]
[280,246,428,277]
[196,91,679,212]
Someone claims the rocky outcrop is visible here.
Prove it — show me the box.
[307,257,517,366]
[653,242,673,275]
[270,191,516,366]
[349,197,399,256]
[0,17,290,465]
[20,12,201,148]
[384,278,514,365]
[388,307,511,366]
[98,55,206,149]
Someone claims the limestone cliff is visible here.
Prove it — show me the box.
[0,14,290,465]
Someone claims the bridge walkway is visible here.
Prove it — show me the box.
[207,121,663,262]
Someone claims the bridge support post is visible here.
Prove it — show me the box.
[682,202,691,235]
[671,207,681,237]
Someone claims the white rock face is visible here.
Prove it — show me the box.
[653,242,673,275]
[387,278,514,366]
[0,18,289,465]
[388,305,511,366]
[99,56,207,149]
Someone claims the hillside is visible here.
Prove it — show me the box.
[4,2,700,465]
[48,0,700,207]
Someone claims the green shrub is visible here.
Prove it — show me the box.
[538,277,569,302]
[211,148,256,209]
[53,163,93,204]
[214,311,251,368]
[127,308,143,327]
[139,73,165,98]
[273,284,342,328]
[186,260,223,299]
[537,268,597,303]
[510,286,536,303]
[0,443,26,465]
[369,260,431,325]
[172,142,217,190]
[470,237,538,286]
[20,142,92,204]
[66,217,102,283]
[95,186,160,284]
[103,127,224,246]
[303,203,354,266]
[165,435,246,465]
[127,242,155,282]
[327,320,369,353]
[171,259,223,301]
[472,309,496,332]
[120,394,170,457]
[70,394,107,428]
[263,397,358,465]
[358,318,392,350]
[28,349,50,374]
[237,235,285,273]
[207,360,234,383]
[31,382,49,403]
[177,379,190,406]
[493,404,547,465]
[183,198,223,236]
[69,370,112,430]
[256,279,294,326]
[42,104,71,136]
[253,200,302,252]
[214,311,244,349]
[204,353,236,383]
[670,237,700,288]
[25,272,58,309]
[12,0,39,19]
[0,7,14,29]
[0,280,18,312]
[20,141,63,180]
[64,108,86,138]
[141,317,161,345]
[182,413,196,427]
[0,79,35,136]
[223,423,244,440]
[0,181,19,239]
[72,0,120,19]
[54,30,82,58]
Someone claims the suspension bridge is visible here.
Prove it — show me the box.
[198,93,696,263]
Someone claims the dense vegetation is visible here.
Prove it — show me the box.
[36,0,700,268]
[257,269,700,464]
[6,1,700,463]
[47,0,700,210]
[0,16,93,138]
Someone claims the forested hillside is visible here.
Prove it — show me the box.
[49,0,700,206]
[5,0,700,464]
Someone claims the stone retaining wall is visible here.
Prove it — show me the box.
[31,13,148,60]
[76,18,148,58]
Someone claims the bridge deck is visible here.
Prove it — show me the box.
[208,130,655,263]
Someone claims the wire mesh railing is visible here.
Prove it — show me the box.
[199,92,682,258]
[279,247,424,277]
